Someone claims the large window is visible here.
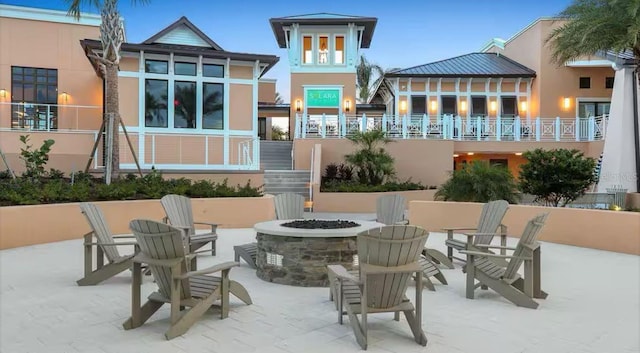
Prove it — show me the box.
[174,81,196,128]
[501,97,518,117]
[334,36,345,64]
[578,101,610,118]
[579,77,591,89]
[471,96,487,117]
[203,83,224,129]
[174,62,196,76]
[303,36,313,64]
[318,36,329,64]
[11,66,58,129]
[411,96,427,116]
[145,60,168,74]
[441,96,457,115]
[145,79,168,127]
[203,64,224,78]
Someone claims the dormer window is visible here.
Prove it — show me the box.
[303,36,313,64]
[318,36,329,64]
[334,36,344,64]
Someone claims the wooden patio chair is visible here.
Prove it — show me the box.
[328,225,429,350]
[461,213,549,309]
[425,199,509,268]
[234,193,304,269]
[123,219,252,340]
[76,202,139,286]
[161,194,218,256]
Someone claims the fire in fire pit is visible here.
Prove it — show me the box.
[280,219,360,229]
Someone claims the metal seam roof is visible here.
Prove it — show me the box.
[387,53,536,78]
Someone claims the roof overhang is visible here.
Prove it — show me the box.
[269,15,377,48]
[565,59,615,68]
[385,73,536,79]
[80,39,280,77]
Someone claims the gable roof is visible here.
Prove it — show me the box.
[270,13,377,48]
[142,16,223,50]
[386,53,536,78]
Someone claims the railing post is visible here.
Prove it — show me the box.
[455,116,462,140]
[496,115,502,141]
[422,114,427,139]
[302,113,307,138]
[321,113,327,138]
[575,116,580,141]
[555,117,561,141]
[442,115,448,139]
[340,113,346,137]
[515,117,521,141]
[382,113,388,132]
[294,113,300,138]
[476,116,482,141]
[535,117,541,141]
[588,116,595,141]
[361,113,367,132]
[46,104,51,131]
[402,115,407,139]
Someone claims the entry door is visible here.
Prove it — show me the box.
[258,117,267,140]
[578,102,611,118]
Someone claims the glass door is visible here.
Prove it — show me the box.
[258,118,266,140]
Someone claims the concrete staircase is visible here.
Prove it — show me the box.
[260,140,293,170]
[263,170,310,201]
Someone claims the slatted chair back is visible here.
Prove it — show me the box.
[474,200,509,246]
[502,213,549,281]
[129,219,191,300]
[376,194,406,225]
[79,202,121,262]
[161,194,195,236]
[357,225,429,309]
[274,193,305,220]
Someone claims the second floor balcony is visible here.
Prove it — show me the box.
[294,113,607,142]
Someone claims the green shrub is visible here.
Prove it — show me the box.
[519,148,596,207]
[435,161,520,203]
[344,130,395,185]
[321,179,427,192]
[19,135,55,180]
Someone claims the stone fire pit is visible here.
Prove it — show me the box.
[253,219,384,287]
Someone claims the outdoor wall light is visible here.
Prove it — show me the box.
[490,101,497,112]
[515,152,523,156]
[295,99,302,112]
[467,152,475,156]
[460,101,467,111]
[399,100,407,112]
[563,97,571,110]
[61,92,69,103]
[453,154,459,158]
[520,101,527,112]
[430,100,437,111]
[344,99,351,113]
[0,88,6,98]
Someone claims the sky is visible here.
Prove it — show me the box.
[3,0,573,102]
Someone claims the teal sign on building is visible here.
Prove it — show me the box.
[306,89,340,107]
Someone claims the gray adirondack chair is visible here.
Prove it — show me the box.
[274,193,305,219]
[77,202,139,286]
[328,225,429,350]
[123,219,252,340]
[425,200,509,268]
[234,193,305,269]
[161,194,218,256]
[375,194,408,225]
[461,213,549,309]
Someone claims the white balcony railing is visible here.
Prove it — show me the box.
[294,113,607,142]
[0,102,103,131]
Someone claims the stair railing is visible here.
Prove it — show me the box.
[308,147,314,212]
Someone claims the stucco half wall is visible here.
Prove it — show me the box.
[312,189,437,213]
[0,195,276,250]
[408,201,640,255]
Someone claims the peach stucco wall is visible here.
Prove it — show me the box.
[0,17,102,128]
[118,77,139,126]
[313,189,437,213]
[259,80,276,103]
[408,201,640,255]
[293,139,454,186]
[0,195,276,250]
[229,84,254,131]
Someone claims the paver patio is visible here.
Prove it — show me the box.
[1,214,638,353]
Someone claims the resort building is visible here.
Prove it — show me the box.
[0,5,621,188]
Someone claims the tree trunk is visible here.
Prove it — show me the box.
[104,62,120,180]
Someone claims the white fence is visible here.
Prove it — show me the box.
[0,102,102,131]
[294,114,607,142]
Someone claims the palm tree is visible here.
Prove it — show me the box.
[66,0,148,182]
[546,0,640,191]
[274,92,284,104]
[356,55,384,103]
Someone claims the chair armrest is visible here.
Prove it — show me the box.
[194,221,219,227]
[394,219,410,225]
[177,261,239,279]
[133,253,184,267]
[442,227,477,231]
[112,235,136,239]
[460,250,532,260]
[361,262,421,275]
[328,265,360,284]
[85,242,138,246]
[474,244,517,250]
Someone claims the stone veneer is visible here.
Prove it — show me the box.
[255,232,358,287]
